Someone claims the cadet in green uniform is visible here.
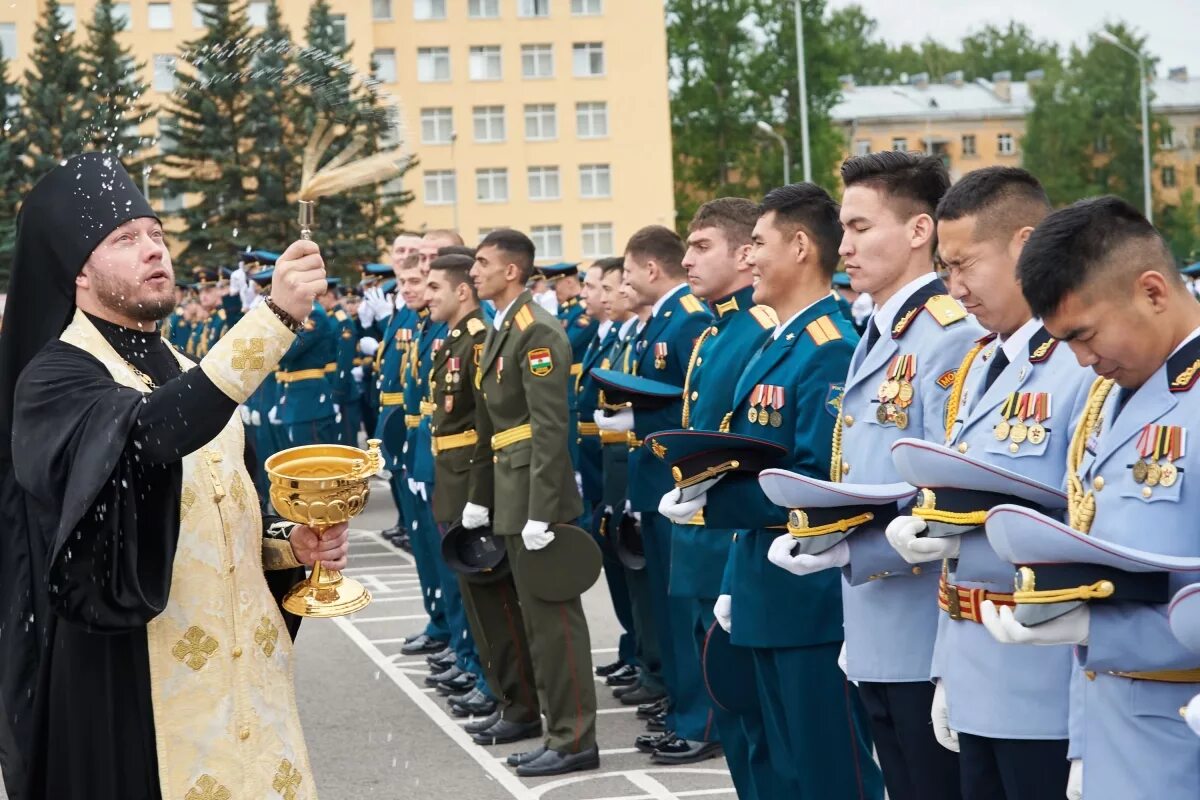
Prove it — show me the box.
[464,229,599,777]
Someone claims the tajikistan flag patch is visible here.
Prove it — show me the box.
[528,347,554,376]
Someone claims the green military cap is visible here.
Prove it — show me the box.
[514,523,602,601]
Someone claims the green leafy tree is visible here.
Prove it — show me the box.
[0,41,26,289]
[21,0,86,175]
[80,0,153,161]
[1162,189,1200,265]
[959,22,1059,81]
[159,0,257,268]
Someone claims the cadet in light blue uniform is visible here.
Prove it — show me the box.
[595,226,713,743]
[658,183,881,799]
[878,168,1094,800]
[274,301,340,447]
[976,196,1200,800]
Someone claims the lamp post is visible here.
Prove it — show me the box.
[793,0,811,182]
[1096,30,1153,224]
[756,120,791,185]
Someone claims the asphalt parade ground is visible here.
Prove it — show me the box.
[294,477,737,800]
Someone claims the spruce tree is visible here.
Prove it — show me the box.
[160,0,256,267]
[21,0,86,175]
[0,41,26,290]
[80,0,152,161]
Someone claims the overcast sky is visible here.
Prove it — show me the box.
[827,0,1197,76]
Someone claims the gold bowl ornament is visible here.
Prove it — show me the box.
[265,439,383,617]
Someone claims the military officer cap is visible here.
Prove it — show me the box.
[513,523,603,602]
[891,437,1066,539]
[440,521,510,584]
[758,469,916,555]
[240,248,280,265]
[380,278,397,295]
[613,511,646,571]
[644,429,787,502]
[250,267,274,287]
[986,504,1200,626]
[591,368,682,411]
[701,620,757,713]
[325,277,342,295]
[1181,261,1200,278]
[174,277,192,290]
[831,272,851,288]
[360,262,393,287]
[1169,583,1200,655]
[533,262,579,283]
[191,266,227,289]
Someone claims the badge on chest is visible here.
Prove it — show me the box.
[748,384,785,427]
[994,392,1050,453]
[877,354,917,429]
[1132,424,1185,488]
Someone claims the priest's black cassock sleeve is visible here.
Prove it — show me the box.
[7,319,303,800]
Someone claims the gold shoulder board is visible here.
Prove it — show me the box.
[749,305,778,329]
[334,310,348,321]
[804,315,843,346]
[514,306,534,331]
[679,294,705,315]
[466,317,487,336]
[924,294,968,327]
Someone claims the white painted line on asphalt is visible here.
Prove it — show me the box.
[596,707,638,715]
[532,769,732,799]
[350,614,430,623]
[591,647,619,654]
[576,790,735,800]
[360,595,424,603]
[331,614,538,800]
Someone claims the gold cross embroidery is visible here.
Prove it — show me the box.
[255,615,279,657]
[231,338,265,372]
[184,775,231,800]
[229,472,248,512]
[180,487,197,520]
[273,759,303,799]
[172,626,219,671]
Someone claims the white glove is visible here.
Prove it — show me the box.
[1066,759,1082,800]
[407,477,419,495]
[268,406,279,425]
[767,535,849,575]
[359,336,380,357]
[931,680,960,752]
[351,365,364,382]
[714,594,732,633]
[251,409,261,426]
[414,481,427,502]
[364,287,393,322]
[980,601,1090,646]
[594,407,634,433]
[521,520,555,551]
[885,515,960,564]
[462,502,490,530]
[837,642,848,676]
[238,405,251,425]
[228,266,247,296]
[658,488,706,525]
[1185,694,1200,737]
[358,300,375,327]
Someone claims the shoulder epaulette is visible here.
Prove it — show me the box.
[749,305,778,330]
[514,306,535,332]
[1028,326,1059,363]
[679,294,705,315]
[577,314,592,327]
[334,309,348,322]
[466,317,487,336]
[217,309,227,320]
[924,294,967,327]
[1168,335,1200,392]
[804,315,843,346]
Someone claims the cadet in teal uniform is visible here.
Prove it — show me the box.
[661,184,883,799]
[186,267,229,357]
[274,300,340,447]
[594,227,713,745]
[162,279,193,349]
[319,278,363,445]
[541,263,598,469]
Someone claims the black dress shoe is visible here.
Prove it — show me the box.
[436,671,476,696]
[425,665,462,687]
[403,634,448,656]
[605,664,640,686]
[645,711,667,732]
[651,738,724,764]
[449,687,496,717]
[635,731,674,754]
[637,697,668,719]
[464,710,501,735]
[594,659,626,677]
[505,745,546,767]
[426,646,455,666]
[381,525,403,539]
[515,745,600,777]
[471,718,542,746]
[618,685,665,706]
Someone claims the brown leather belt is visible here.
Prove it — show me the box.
[938,567,1014,623]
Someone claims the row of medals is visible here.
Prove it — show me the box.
[876,378,913,429]
[747,405,783,428]
[993,417,1047,447]
[1132,458,1178,487]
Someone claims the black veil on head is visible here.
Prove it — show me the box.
[0,152,158,450]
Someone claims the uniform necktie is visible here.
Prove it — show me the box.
[982,348,1010,393]
[1113,386,1134,418]
[864,318,881,354]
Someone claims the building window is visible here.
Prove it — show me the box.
[1162,166,1177,188]
[582,223,614,257]
[373,0,393,20]
[1160,126,1174,149]
[891,137,907,152]
[473,105,505,143]
[573,43,605,77]
[0,23,16,59]
[576,102,608,138]
[579,164,611,198]
[153,54,177,91]
[58,4,76,32]
[522,44,554,79]
[148,2,173,29]
[524,104,557,140]
[572,0,602,14]
[469,46,502,81]
[1195,165,1200,186]
[111,3,132,27]
[476,168,509,203]
[372,49,397,83]
[424,170,456,205]
[531,225,563,259]
[961,134,976,156]
[468,0,499,18]
[420,108,453,144]
[1193,127,1200,149]
[330,14,347,47]
[528,166,561,201]
[853,139,870,156]
[414,0,446,20]
[161,188,185,214]
[997,133,1015,155]
[478,228,497,242]
[519,0,550,17]
[417,47,451,82]
[246,1,268,27]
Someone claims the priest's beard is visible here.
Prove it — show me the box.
[91,269,177,323]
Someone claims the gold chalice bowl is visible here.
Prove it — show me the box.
[266,438,383,617]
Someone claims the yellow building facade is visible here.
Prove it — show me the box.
[0,0,676,263]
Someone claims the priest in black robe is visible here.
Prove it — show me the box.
[0,153,348,800]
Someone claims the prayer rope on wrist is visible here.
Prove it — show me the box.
[265,296,304,333]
